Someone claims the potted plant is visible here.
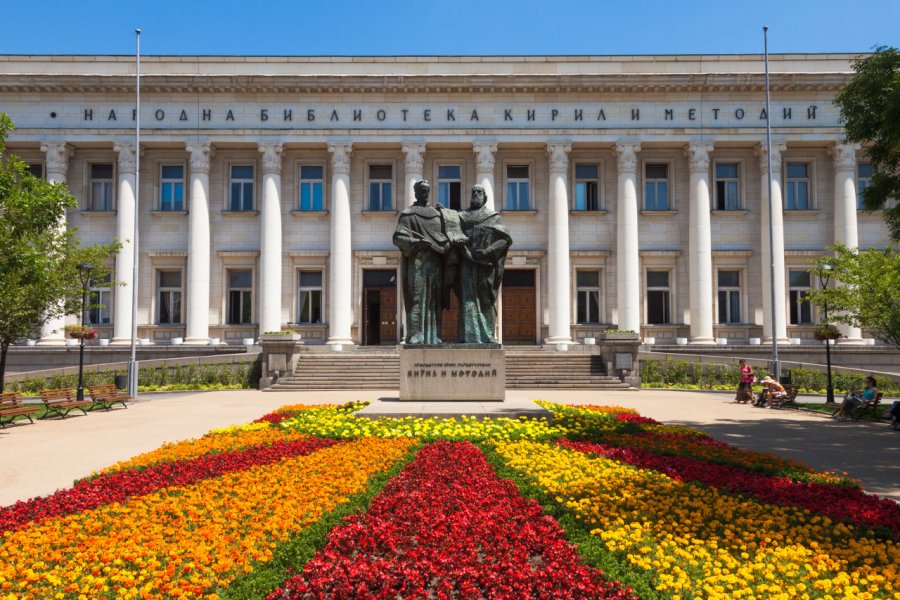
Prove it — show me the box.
[65,324,97,340]
[813,324,841,341]
[599,329,640,341]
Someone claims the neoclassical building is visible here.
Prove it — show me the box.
[0,53,891,347]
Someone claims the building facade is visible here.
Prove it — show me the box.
[0,54,891,347]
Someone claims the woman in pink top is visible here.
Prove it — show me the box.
[734,359,754,403]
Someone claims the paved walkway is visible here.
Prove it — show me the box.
[1,389,897,506]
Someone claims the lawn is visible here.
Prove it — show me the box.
[1,401,897,599]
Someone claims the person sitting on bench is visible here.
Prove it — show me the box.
[756,376,785,408]
[835,376,877,420]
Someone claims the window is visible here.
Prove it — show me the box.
[789,270,813,325]
[785,162,810,210]
[90,164,114,211]
[297,270,323,324]
[574,164,600,211]
[505,165,530,210]
[157,270,182,324]
[857,162,873,209]
[160,165,184,211]
[437,165,462,210]
[27,164,44,179]
[299,165,324,211]
[646,271,670,324]
[644,163,669,210]
[88,274,112,325]
[576,270,601,324]
[717,270,741,324]
[368,165,393,211]
[229,165,254,211]
[227,270,253,325]
[715,163,740,210]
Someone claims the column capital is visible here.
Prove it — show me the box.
[401,142,427,173]
[473,142,498,172]
[756,142,787,174]
[685,142,715,173]
[615,142,641,173]
[546,142,572,174]
[830,142,860,172]
[40,142,73,177]
[328,142,353,175]
[113,142,138,174]
[258,142,284,175]
[186,142,214,174]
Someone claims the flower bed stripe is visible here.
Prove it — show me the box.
[0,437,416,599]
[560,438,900,536]
[495,440,899,599]
[268,441,635,600]
[0,436,337,534]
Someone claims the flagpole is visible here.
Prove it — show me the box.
[763,26,780,381]
[127,28,141,399]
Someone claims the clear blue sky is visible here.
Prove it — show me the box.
[1,0,897,56]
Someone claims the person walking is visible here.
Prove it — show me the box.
[733,359,754,403]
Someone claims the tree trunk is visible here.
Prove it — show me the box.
[0,341,8,393]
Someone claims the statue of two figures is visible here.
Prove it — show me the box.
[393,180,512,345]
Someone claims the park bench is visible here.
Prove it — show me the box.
[88,383,129,410]
[39,388,91,419]
[851,391,883,421]
[0,391,41,428]
[770,384,800,409]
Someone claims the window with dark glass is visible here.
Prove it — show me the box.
[27,164,44,179]
[157,270,182,324]
[644,163,669,210]
[299,165,324,211]
[717,270,741,323]
[160,165,184,211]
[574,164,600,211]
[437,165,462,210]
[715,163,740,210]
[229,165,254,211]
[789,270,813,325]
[368,165,393,211]
[786,162,810,210]
[646,270,670,324]
[297,270,323,324]
[227,270,253,324]
[505,165,530,210]
[88,274,112,325]
[90,164,114,211]
[576,270,601,323]
[857,163,873,209]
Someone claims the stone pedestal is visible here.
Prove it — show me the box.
[259,333,303,389]
[399,345,505,401]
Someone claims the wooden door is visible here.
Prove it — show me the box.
[379,287,397,343]
[501,270,536,345]
[440,293,460,343]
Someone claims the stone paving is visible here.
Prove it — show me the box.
[1,388,897,506]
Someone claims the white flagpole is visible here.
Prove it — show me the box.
[763,25,780,381]
[127,28,141,398]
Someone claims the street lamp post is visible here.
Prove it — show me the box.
[76,263,93,402]
[818,264,835,404]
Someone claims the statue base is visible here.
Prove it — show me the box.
[399,344,505,401]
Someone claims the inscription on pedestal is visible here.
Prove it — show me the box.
[399,347,505,401]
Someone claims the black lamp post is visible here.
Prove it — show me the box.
[817,264,835,404]
[76,263,93,402]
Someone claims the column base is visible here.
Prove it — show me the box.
[544,336,574,345]
[110,338,137,346]
[36,337,67,346]
[183,337,210,345]
[762,337,791,345]
[689,337,716,345]
[325,337,355,347]
[837,337,865,346]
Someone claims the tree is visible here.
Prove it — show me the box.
[807,243,900,348]
[834,46,900,241]
[0,114,119,391]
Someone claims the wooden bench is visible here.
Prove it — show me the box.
[39,388,91,419]
[771,384,800,409]
[88,383,129,411]
[0,391,41,428]
[852,391,883,421]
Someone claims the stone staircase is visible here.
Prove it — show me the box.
[268,346,631,391]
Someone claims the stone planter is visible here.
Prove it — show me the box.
[598,332,640,342]
[259,333,304,389]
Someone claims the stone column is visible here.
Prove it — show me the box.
[37,142,73,345]
[326,143,354,346]
[546,142,573,344]
[258,142,284,335]
[615,142,642,334]
[401,142,426,206]
[112,143,138,344]
[757,142,788,344]
[686,143,715,344]
[184,143,213,344]
[830,143,863,343]
[473,142,498,211]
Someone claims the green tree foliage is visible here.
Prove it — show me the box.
[807,243,900,348]
[0,114,119,391]
[835,46,900,241]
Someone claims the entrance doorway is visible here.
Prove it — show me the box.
[362,270,398,346]
[501,269,536,345]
